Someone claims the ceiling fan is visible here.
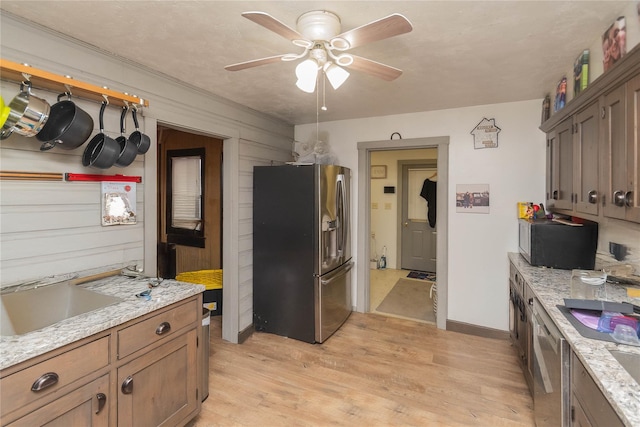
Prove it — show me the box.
[225,10,413,93]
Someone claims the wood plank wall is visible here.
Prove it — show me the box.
[0,81,144,285]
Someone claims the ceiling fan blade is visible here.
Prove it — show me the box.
[225,55,286,71]
[242,11,305,42]
[334,14,412,49]
[347,55,403,81]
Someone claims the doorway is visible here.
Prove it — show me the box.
[157,125,223,275]
[368,152,437,323]
[356,137,449,330]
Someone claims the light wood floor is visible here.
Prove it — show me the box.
[189,313,534,426]
[370,268,435,324]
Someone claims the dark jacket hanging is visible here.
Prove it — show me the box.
[420,179,437,228]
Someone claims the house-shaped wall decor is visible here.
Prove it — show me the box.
[471,118,501,149]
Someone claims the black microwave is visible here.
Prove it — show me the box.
[518,218,598,270]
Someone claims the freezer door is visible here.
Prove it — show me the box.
[318,165,351,275]
[315,261,353,343]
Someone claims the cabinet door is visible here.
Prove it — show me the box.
[547,118,574,211]
[118,328,198,427]
[625,73,640,222]
[602,85,627,220]
[571,392,593,427]
[575,102,600,215]
[7,375,109,427]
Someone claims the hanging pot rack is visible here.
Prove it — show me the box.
[0,59,149,108]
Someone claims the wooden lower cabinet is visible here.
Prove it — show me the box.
[7,375,110,427]
[571,352,623,427]
[571,392,593,427]
[117,329,198,427]
[0,295,202,427]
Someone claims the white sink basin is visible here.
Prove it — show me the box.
[1,281,122,336]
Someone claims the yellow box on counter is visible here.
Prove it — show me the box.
[517,202,531,219]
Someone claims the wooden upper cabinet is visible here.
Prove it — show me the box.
[546,118,574,211]
[542,44,640,225]
[602,85,627,220]
[574,102,600,216]
[625,74,640,222]
[602,73,640,223]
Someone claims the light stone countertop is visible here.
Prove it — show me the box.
[0,274,204,371]
[509,252,640,427]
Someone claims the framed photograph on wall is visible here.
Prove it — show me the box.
[371,165,387,179]
[456,184,490,214]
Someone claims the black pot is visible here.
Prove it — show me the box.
[38,93,93,151]
[82,101,119,169]
[114,106,137,167]
[129,107,150,154]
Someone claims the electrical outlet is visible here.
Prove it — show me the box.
[371,232,375,239]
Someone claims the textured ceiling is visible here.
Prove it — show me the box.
[0,1,629,125]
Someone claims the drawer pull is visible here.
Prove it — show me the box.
[121,376,133,394]
[96,393,107,414]
[31,372,59,392]
[156,321,171,335]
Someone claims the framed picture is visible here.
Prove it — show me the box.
[456,184,490,214]
[371,165,387,179]
[602,16,626,72]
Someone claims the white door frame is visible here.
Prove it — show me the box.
[356,137,449,329]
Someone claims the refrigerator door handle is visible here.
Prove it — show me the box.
[321,262,353,285]
[336,173,347,257]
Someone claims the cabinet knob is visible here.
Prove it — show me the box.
[625,191,633,207]
[588,190,598,204]
[31,372,59,392]
[552,190,558,200]
[121,376,133,394]
[96,393,107,414]
[613,190,626,207]
[156,321,172,335]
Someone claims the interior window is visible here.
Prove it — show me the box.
[167,148,205,247]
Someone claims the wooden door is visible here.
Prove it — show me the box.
[625,73,640,223]
[574,102,599,216]
[602,85,627,220]
[554,118,575,211]
[546,119,574,211]
[117,330,198,426]
[158,127,223,275]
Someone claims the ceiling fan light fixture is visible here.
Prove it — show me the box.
[329,37,350,51]
[296,58,319,93]
[335,53,354,67]
[296,10,341,41]
[324,62,350,90]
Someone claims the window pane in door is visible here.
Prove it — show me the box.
[408,169,436,221]
[171,156,202,231]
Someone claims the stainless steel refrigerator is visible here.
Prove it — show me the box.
[253,164,352,343]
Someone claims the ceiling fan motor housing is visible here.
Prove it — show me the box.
[296,10,341,41]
